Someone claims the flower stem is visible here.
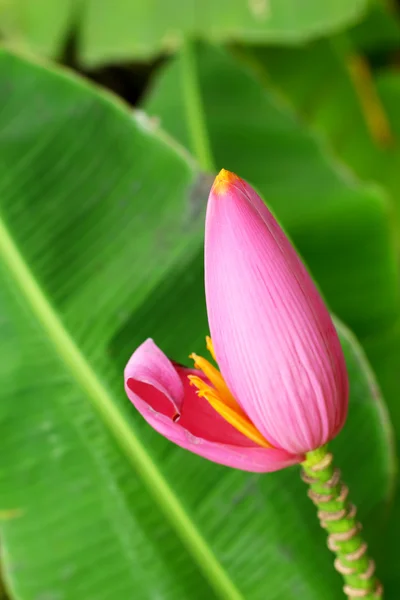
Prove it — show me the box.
[301,446,382,599]
[346,54,393,149]
[181,38,215,172]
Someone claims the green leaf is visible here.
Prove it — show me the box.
[0,49,395,600]
[0,0,75,58]
[349,1,400,54]
[251,39,376,164]
[143,42,399,340]
[374,71,400,214]
[250,37,400,236]
[80,0,368,65]
[2,0,368,64]
[252,38,393,193]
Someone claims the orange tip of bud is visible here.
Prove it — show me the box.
[212,169,241,196]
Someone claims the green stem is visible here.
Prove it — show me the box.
[302,446,382,599]
[181,38,215,171]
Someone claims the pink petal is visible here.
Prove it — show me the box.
[124,339,301,472]
[205,171,349,454]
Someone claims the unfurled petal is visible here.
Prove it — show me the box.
[205,170,348,454]
[124,339,301,471]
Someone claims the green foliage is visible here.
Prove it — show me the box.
[1,0,368,65]
[0,0,75,57]
[0,49,395,600]
[80,0,368,65]
[349,2,400,54]
[251,39,397,211]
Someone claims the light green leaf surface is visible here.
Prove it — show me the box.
[252,39,379,172]
[1,0,368,64]
[252,36,400,235]
[144,42,399,340]
[0,0,75,58]
[0,49,395,600]
[253,39,393,198]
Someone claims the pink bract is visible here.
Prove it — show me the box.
[125,339,299,472]
[205,171,348,454]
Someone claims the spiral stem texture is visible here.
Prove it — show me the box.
[302,447,383,599]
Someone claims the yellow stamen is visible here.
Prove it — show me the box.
[188,375,270,448]
[206,335,216,361]
[188,337,272,448]
[190,352,239,411]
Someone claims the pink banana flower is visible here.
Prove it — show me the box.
[124,170,349,472]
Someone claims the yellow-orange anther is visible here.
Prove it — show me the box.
[188,375,270,448]
[206,335,216,362]
[190,352,239,411]
[188,337,271,448]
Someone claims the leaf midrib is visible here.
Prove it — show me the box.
[0,216,244,600]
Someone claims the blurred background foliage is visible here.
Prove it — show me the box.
[1,0,400,599]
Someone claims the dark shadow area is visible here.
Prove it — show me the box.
[60,26,166,106]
